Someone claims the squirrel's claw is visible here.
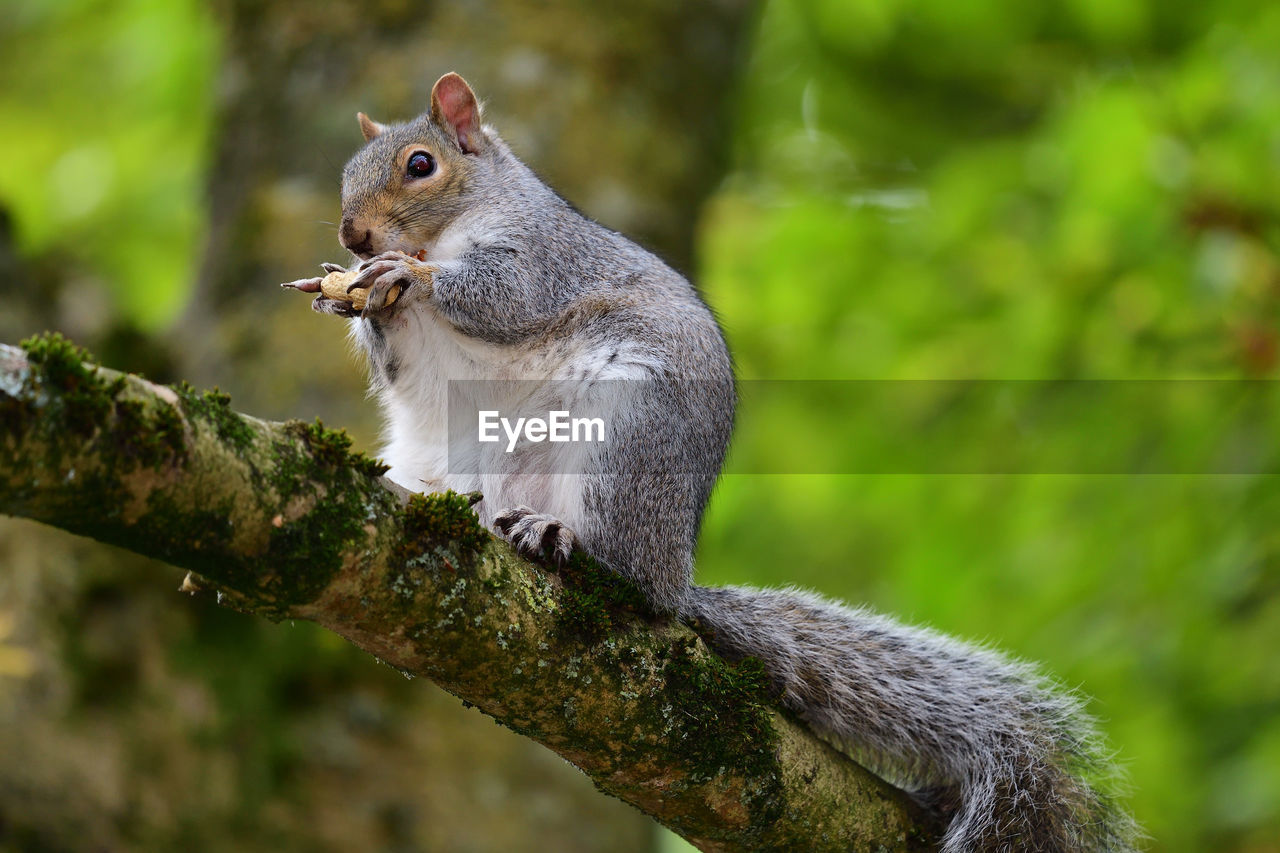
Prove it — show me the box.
[348,253,436,316]
[347,260,396,294]
[362,276,406,313]
[311,294,359,317]
[320,262,347,274]
[494,506,578,565]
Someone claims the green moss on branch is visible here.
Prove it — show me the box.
[0,335,940,852]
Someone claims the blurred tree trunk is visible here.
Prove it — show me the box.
[158,2,761,849]
[179,0,758,425]
[0,3,759,851]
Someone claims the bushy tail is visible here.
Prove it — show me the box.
[680,585,1140,852]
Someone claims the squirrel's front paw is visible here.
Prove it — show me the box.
[493,506,578,564]
[349,251,436,314]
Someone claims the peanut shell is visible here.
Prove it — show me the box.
[319,268,401,311]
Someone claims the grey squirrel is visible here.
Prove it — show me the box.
[283,72,1140,852]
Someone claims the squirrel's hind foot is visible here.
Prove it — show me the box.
[493,505,577,564]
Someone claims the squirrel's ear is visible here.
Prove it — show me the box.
[430,72,484,155]
[357,112,386,142]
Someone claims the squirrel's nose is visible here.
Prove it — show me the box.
[339,216,374,257]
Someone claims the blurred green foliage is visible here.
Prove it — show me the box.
[0,0,217,329]
[3,0,1279,850]
[696,1,1280,850]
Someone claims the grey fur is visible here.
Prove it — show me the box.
[683,586,1140,851]
[328,73,1140,851]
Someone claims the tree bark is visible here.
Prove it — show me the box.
[0,337,941,852]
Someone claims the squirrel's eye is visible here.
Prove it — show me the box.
[406,151,436,178]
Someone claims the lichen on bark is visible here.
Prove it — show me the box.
[0,336,941,852]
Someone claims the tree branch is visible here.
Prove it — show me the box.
[0,336,941,851]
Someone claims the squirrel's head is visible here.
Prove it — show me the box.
[339,72,492,259]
